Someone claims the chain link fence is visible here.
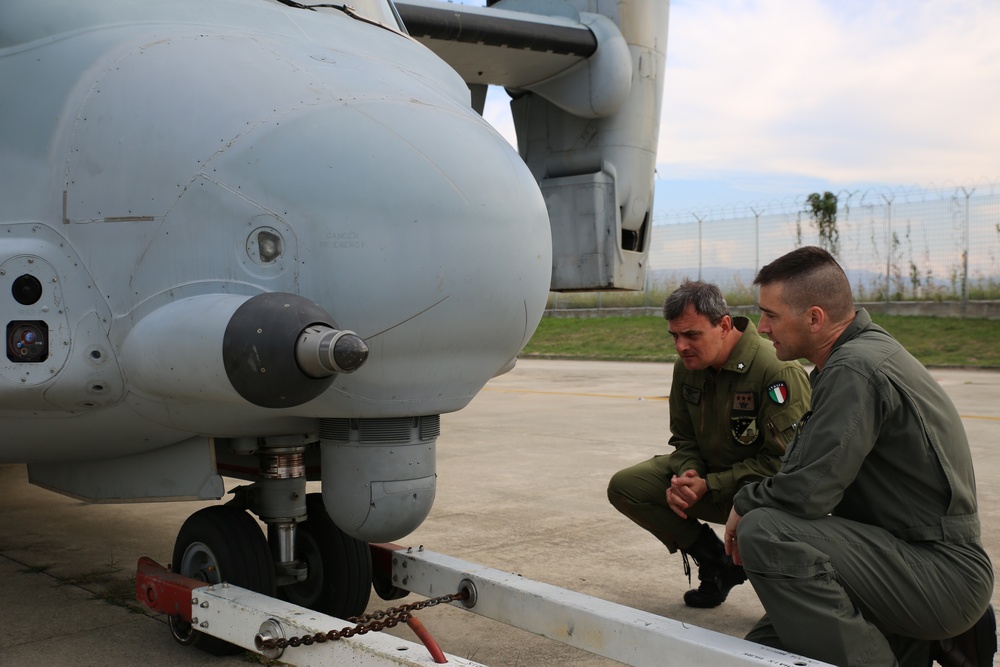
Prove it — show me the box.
[649,182,1000,306]
[549,182,1000,316]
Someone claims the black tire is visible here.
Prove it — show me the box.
[169,505,276,655]
[278,493,372,618]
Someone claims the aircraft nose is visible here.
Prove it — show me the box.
[206,96,553,415]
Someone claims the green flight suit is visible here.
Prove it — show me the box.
[733,309,994,666]
[608,317,811,551]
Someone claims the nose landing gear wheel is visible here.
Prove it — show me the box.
[277,493,372,618]
[169,505,276,655]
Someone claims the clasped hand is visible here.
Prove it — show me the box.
[665,469,707,519]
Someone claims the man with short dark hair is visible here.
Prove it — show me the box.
[608,280,810,608]
[726,246,996,666]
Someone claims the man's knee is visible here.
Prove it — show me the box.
[606,468,632,509]
[607,460,669,509]
[607,469,652,517]
[736,507,806,569]
[736,508,836,577]
[735,508,774,568]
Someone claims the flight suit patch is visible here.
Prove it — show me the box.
[682,384,701,404]
[732,388,761,445]
[731,416,761,446]
[733,392,754,411]
[767,382,789,404]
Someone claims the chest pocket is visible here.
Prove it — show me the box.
[730,388,762,446]
[682,383,702,404]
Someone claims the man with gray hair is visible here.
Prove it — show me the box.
[608,280,810,608]
[726,246,995,665]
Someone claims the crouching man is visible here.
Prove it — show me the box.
[727,246,995,666]
[608,281,810,608]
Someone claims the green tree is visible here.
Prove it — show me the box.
[806,191,839,257]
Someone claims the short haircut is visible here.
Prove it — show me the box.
[663,280,730,326]
[754,246,854,320]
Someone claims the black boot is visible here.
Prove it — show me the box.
[930,604,997,667]
[680,523,747,609]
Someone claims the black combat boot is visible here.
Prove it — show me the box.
[930,604,997,667]
[680,523,747,608]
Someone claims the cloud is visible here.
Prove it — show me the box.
[659,0,1000,185]
[439,0,1000,210]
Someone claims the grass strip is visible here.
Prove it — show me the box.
[521,314,1000,368]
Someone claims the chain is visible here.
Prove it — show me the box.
[257,589,468,650]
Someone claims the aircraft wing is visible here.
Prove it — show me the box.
[394,0,595,88]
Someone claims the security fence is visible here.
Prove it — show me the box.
[547,182,1000,315]
[648,182,1000,306]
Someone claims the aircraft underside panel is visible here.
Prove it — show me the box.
[27,436,224,502]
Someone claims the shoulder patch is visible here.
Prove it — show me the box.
[767,382,789,404]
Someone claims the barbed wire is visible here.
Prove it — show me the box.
[654,179,1000,226]
[644,179,1000,302]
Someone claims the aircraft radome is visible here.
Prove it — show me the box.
[0,0,666,653]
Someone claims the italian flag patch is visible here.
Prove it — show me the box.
[767,382,789,404]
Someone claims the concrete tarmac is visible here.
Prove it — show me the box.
[2,359,999,666]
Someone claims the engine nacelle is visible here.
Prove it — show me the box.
[509,0,668,291]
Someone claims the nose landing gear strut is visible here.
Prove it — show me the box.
[168,435,372,654]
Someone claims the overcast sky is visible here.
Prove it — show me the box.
[449,0,1000,217]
